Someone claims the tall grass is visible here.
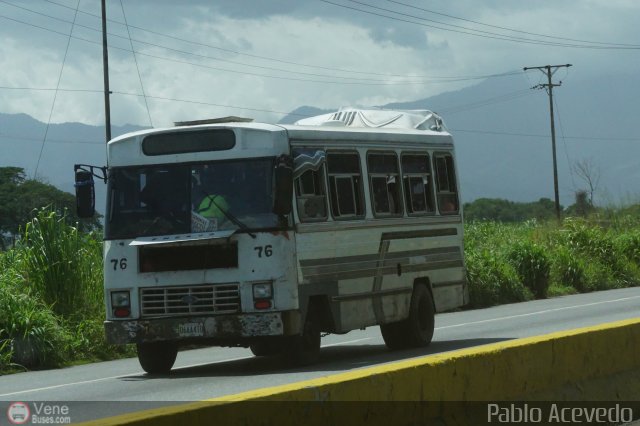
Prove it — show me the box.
[3,207,640,372]
[465,214,640,307]
[1,208,132,373]
[20,208,103,319]
[0,284,70,370]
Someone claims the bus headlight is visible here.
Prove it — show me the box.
[111,291,131,318]
[111,291,131,307]
[252,282,273,299]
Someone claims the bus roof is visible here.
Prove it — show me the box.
[292,108,446,131]
[106,109,453,166]
[109,108,449,144]
[108,121,284,145]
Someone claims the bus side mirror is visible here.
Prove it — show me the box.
[273,155,293,216]
[75,168,95,218]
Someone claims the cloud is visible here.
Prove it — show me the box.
[0,0,639,128]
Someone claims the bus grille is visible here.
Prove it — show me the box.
[140,284,241,317]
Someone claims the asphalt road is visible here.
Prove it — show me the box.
[1,287,639,423]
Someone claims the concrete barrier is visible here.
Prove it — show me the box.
[81,318,640,425]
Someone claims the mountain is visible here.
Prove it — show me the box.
[381,73,640,206]
[279,106,332,125]
[2,72,639,217]
[0,113,146,216]
[281,73,640,207]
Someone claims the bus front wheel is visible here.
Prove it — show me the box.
[136,341,178,374]
[380,284,435,350]
[250,340,280,357]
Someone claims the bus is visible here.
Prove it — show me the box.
[74,108,467,374]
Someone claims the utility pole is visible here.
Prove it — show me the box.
[101,0,112,143]
[523,63,572,222]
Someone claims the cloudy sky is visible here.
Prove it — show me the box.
[1,0,639,129]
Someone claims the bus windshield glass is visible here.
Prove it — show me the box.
[105,159,277,239]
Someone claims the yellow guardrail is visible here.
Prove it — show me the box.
[81,318,640,425]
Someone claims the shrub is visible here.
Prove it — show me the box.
[615,230,640,265]
[507,241,551,298]
[18,208,103,320]
[559,218,639,285]
[69,318,135,361]
[550,246,588,292]
[465,249,531,308]
[0,285,70,370]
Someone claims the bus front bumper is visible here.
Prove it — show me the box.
[104,312,285,344]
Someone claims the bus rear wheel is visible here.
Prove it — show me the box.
[380,284,435,350]
[136,341,178,374]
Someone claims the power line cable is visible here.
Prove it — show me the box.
[36,0,519,80]
[118,0,153,127]
[2,0,525,85]
[383,0,640,48]
[345,0,578,47]
[0,11,520,86]
[0,132,104,145]
[448,128,640,142]
[110,90,312,117]
[34,0,80,178]
[0,85,103,93]
[0,84,536,120]
[2,0,406,82]
[438,89,533,115]
[1,82,638,141]
[318,0,640,50]
[553,95,577,189]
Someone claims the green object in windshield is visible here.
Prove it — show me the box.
[198,195,229,220]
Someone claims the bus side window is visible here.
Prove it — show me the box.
[367,152,402,217]
[327,152,365,219]
[295,169,328,221]
[401,154,435,215]
[434,154,459,214]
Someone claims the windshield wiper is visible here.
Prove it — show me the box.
[203,194,257,239]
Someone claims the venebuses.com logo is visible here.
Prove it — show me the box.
[7,402,30,425]
[6,401,72,424]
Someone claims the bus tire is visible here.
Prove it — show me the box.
[380,284,435,349]
[136,341,178,374]
[250,341,280,357]
[285,308,321,366]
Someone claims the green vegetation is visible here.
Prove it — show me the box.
[463,197,559,222]
[0,167,101,249]
[465,214,640,308]
[0,208,133,374]
[2,197,640,374]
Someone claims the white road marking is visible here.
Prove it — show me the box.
[2,294,637,398]
[0,338,372,397]
[322,337,372,348]
[0,354,252,398]
[436,295,640,331]
[0,374,132,397]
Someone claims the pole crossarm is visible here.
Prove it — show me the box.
[523,63,572,222]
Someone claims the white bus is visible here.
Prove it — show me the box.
[75,108,467,374]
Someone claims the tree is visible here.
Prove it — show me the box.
[463,197,559,222]
[0,167,101,239]
[572,158,601,206]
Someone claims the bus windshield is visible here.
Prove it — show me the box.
[105,158,278,239]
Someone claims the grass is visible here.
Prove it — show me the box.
[0,208,134,374]
[2,207,640,373]
[465,214,640,308]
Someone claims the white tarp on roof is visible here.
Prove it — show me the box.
[294,108,444,131]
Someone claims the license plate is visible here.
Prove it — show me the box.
[178,322,204,337]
